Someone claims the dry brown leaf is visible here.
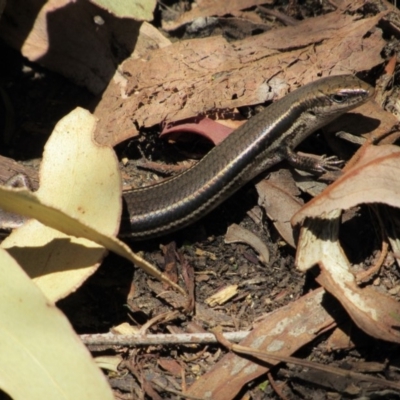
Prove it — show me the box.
[292,169,328,198]
[225,223,270,264]
[335,0,367,11]
[325,324,355,352]
[95,3,386,145]
[256,173,303,248]
[158,358,183,377]
[292,145,400,226]
[296,211,400,343]
[162,0,274,31]
[318,267,400,343]
[186,288,338,399]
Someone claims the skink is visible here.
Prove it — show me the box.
[122,75,374,240]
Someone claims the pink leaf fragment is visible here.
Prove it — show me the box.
[160,117,237,145]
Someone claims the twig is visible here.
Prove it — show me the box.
[81,330,250,347]
[257,5,299,26]
[232,344,400,391]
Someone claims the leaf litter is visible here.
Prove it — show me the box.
[1,0,400,398]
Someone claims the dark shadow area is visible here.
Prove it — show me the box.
[5,238,107,277]
[0,42,93,157]
[327,112,380,137]
[57,251,134,333]
[0,0,141,158]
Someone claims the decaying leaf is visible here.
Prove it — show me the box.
[95,4,386,145]
[162,0,274,31]
[292,145,400,225]
[225,223,270,264]
[256,171,303,248]
[186,289,338,399]
[296,210,400,343]
[292,145,400,342]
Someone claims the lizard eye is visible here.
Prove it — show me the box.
[331,94,348,103]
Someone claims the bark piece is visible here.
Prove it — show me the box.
[162,0,274,31]
[95,3,386,145]
[185,289,341,399]
[0,156,39,190]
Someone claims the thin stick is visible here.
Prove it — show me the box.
[81,331,250,347]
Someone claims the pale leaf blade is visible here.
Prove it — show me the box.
[0,248,113,400]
